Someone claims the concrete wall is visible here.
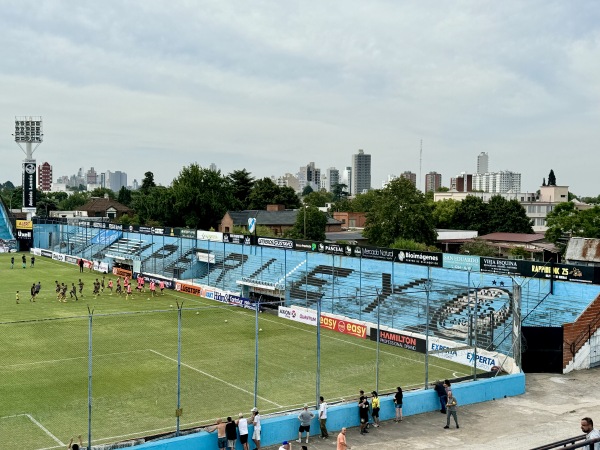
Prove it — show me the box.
[135,373,525,450]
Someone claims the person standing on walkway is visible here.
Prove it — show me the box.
[394,386,404,422]
[225,416,237,450]
[337,427,351,450]
[444,392,459,429]
[206,418,227,450]
[67,435,84,449]
[236,413,249,450]
[434,380,447,413]
[371,391,381,427]
[251,407,261,450]
[359,391,370,434]
[297,404,314,444]
[319,396,329,439]
[581,417,600,449]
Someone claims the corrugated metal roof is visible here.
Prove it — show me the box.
[565,237,600,262]
[479,232,546,243]
[227,210,342,226]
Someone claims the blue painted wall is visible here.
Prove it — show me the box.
[135,373,525,449]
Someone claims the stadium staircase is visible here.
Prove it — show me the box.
[246,258,277,279]
[0,199,15,240]
[363,276,427,313]
[562,293,600,370]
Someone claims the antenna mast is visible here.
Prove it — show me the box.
[419,139,423,190]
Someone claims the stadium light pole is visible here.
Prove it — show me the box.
[87,307,94,449]
[424,268,432,390]
[375,289,381,393]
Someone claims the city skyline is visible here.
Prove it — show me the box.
[1,2,599,196]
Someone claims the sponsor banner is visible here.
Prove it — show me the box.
[197,230,223,242]
[196,251,216,264]
[16,220,33,230]
[480,257,520,275]
[138,274,175,290]
[31,248,42,256]
[315,242,346,256]
[294,240,317,252]
[519,261,595,284]
[17,229,33,240]
[108,223,123,231]
[429,341,498,372]
[204,287,255,310]
[396,250,442,267]
[176,282,206,296]
[443,253,481,271]
[22,161,36,209]
[137,226,167,235]
[65,255,79,265]
[278,306,318,326]
[179,228,196,239]
[320,314,367,339]
[40,249,53,258]
[223,233,252,245]
[52,252,65,262]
[369,328,426,352]
[358,246,396,262]
[113,267,133,278]
[257,237,294,249]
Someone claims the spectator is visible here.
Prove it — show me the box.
[444,392,459,429]
[67,435,83,449]
[225,416,237,450]
[236,413,249,450]
[434,380,447,414]
[279,441,291,450]
[358,391,369,435]
[251,407,261,450]
[318,395,329,439]
[78,258,84,273]
[394,386,404,422]
[297,404,314,444]
[371,391,380,427]
[581,417,600,450]
[337,427,351,450]
[206,418,227,450]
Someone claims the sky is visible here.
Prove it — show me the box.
[1,1,599,196]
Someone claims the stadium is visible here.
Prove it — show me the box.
[1,207,600,449]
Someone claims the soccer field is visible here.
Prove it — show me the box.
[0,252,473,449]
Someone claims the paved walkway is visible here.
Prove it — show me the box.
[265,368,600,450]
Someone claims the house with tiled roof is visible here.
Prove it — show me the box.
[478,232,558,261]
[76,196,134,220]
[219,204,342,236]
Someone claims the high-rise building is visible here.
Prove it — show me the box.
[343,166,352,195]
[477,152,489,174]
[325,167,340,192]
[106,170,128,192]
[425,171,442,192]
[86,167,98,185]
[400,171,417,187]
[473,171,521,193]
[273,173,300,192]
[298,162,321,192]
[352,149,371,195]
[209,163,218,172]
[38,162,52,192]
[450,173,473,192]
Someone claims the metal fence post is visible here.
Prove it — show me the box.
[87,307,94,449]
[424,268,432,390]
[376,290,380,393]
[316,297,322,409]
[254,296,261,408]
[176,302,183,436]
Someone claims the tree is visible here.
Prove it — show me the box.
[228,169,255,210]
[140,171,157,193]
[432,199,460,229]
[486,196,533,234]
[303,190,333,207]
[89,187,116,200]
[545,202,600,252]
[171,164,235,229]
[286,206,327,241]
[131,186,175,226]
[351,190,381,212]
[362,177,436,247]
[248,178,300,210]
[548,169,556,186]
[117,186,133,207]
[331,183,349,202]
[301,185,314,196]
[390,238,437,252]
[453,196,489,234]
[459,239,497,257]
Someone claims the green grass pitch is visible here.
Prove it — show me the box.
[0,252,473,449]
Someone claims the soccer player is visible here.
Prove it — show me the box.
[16,290,20,304]
[30,283,36,302]
[159,280,165,295]
[60,283,68,302]
[30,256,35,267]
[70,283,78,301]
[107,279,113,295]
[22,254,26,268]
[35,281,41,297]
[11,256,14,269]
[126,283,132,299]
[115,281,123,296]
[101,276,105,293]
[150,281,156,297]
[55,281,61,300]
[78,279,84,297]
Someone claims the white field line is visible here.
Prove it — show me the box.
[0,349,150,369]
[224,307,470,377]
[0,413,65,447]
[148,349,282,408]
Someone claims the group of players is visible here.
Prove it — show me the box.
[17,274,166,304]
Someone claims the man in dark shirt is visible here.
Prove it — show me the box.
[434,380,447,413]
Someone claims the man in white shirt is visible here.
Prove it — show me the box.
[319,396,329,439]
[236,413,249,450]
[581,417,600,450]
[251,407,261,450]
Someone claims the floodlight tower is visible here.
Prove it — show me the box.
[13,116,43,214]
